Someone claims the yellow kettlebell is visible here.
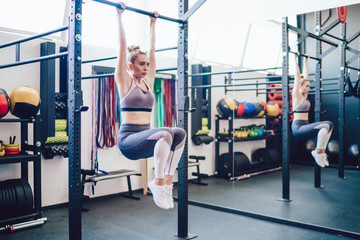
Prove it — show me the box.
[0,141,5,157]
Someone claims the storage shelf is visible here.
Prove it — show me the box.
[217,135,273,142]
[0,118,34,123]
[0,114,42,226]
[0,154,38,164]
[216,115,281,120]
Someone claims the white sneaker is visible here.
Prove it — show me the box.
[322,154,329,166]
[311,150,325,168]
[148,180,169,210]
[165,184,174,209]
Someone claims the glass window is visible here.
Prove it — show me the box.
[0,0,66,37]
[82,0,146,48]
[242,20,282,70]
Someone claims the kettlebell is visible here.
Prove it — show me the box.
[253,127,259,137]
[0,140,5,157]
[258,125,265,136]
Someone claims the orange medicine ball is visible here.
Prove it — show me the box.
[9,86,40,119]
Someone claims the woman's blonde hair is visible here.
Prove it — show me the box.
[127,45,147,65]
[300,74,310,86]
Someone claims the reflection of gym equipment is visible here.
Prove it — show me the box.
[347,144,358,159]
[192,118,214,145]
[216,97,236,118]
[251,148,281,168]
[191,64,212,146]
[188,155,208,186]
[217,149,281,180]
[176,155,208,185]
[217,152,253,178]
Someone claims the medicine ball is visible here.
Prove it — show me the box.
[235,100,245,117]
[327,140,339,154]
[347,144,358,157]
[254,101,265,117]
[259,100,267,113]
[266,102,280,117]
[306,139,316,152]
[216,97,236,118]
[9,86,40,119]
[243,101,256,117]
[0,88,10,119]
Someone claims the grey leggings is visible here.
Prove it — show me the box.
[118,124,186,178]
[292,120,333,149]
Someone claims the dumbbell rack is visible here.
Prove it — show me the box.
[0,114,42,226]
[215,114,278,178]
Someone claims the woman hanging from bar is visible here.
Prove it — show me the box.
[115,2,186,209]
[291,52,333,167]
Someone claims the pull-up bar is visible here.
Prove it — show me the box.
[289,50,320,61]
[288,24,338,47]
[91,0,184,24]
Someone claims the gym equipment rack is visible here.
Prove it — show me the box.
[66,0,206,239]
[0,116,43,228]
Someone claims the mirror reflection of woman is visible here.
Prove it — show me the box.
[115,2,186,210]
[291,52,333,167]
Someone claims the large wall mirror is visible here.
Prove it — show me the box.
[177,2,360,237]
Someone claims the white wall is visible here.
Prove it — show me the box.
[0,32,69,207]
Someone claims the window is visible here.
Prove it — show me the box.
[0,0,66,37]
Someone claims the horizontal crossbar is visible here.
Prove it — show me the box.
[0,52,68,69]
[0,26,68,49]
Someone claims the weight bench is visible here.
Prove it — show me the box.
[188,155,208,186]
[81,169,142,211]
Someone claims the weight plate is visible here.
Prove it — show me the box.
[2,181,11,219]
[22,180,34,214]
[8,180,17,218]
[0,182,4,214]
[14,179,26,216]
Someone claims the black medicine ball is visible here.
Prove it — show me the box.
[216,97,236,118]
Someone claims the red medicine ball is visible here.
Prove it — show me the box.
[235,100,245,117]
[0,88,10,118]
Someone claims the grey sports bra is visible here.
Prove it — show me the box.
[120,78,154,112]
[293,97,311,113]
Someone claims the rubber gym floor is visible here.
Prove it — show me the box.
[1,164,359,240]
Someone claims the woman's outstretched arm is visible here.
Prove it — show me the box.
[146,11,159,88]
[115,2,131,97]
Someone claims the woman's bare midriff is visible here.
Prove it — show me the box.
[121,111,152,125]
[293,112,309,121]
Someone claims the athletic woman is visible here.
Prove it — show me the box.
[115,2,186,209]
[291,52,333,167]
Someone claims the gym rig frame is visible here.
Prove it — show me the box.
[0,2,359,240]
[67,0,206,239]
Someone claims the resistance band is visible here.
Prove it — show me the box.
[154,76,178,127]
